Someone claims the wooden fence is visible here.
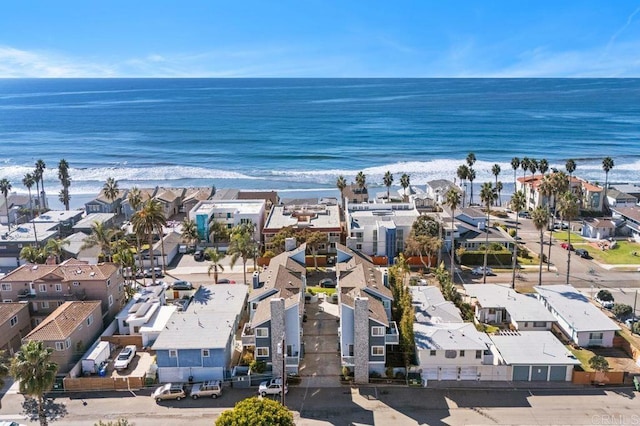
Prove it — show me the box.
[572,370,625,385]
[100,335,143,348]
[63,376,145,392]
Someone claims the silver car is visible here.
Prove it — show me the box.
[191,380,222,399]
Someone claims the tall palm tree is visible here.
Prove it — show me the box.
[383,171,393,201]
[444,189,461,277]
[103,177,119,214]
[480,182,497,283]
[127,187,145,280]
[22,173,35,219]
[205,248,226,284]
[547,171,569,268]
[456,164,469,208]
[81,221,119,261]
[181,218,199,250]
[602,157,614,210]
[400,173,410,201]
[521,157,530,179]
[35,159,47,210]
[558,191,579,285]
[112,239,136,299]
[565,159,576,188]
[10,340,58,426]
[491,164,501,194]
[44,238,69,264]
[58,187,70,211]
[466,152,476,168]
[227,223,257,285]
[528,158,538,177]
[509,191,526,288]
[355,171,366,193]
[531,206,549,286]
[467,168,476,206]
[20,245,45,264]
[336,175,347,212]
[131,199,166,284]
[33,165,42,212]
[538,176,554,271]
[496,181,503,207]
[511,157,520,190]
[57,159,71,210]
[0,178,12,231]
[538,158,549,176]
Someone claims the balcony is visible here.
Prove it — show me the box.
[17,289,36,298]
[285,354,299,367]
[385,321,399,345]
[241,323,255,346]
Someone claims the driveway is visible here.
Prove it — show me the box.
[299,295,341,387]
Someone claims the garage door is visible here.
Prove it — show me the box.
[460,367,478,381]
[423,368,438,380]
[531,365,549,381]
[513,365,530,381]
[440,367,457,380]
[549,366,567,381]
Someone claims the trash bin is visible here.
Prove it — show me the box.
[633,376,639,392]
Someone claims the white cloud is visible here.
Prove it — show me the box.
[0,45,116,77]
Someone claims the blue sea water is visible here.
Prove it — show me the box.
[1,78,639,208]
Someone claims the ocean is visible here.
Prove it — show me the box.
[1,78,639,209]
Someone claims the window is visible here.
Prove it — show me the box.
[356,244,362,250]
[371,326,385,337]
[55,342,65,351]
[1,283,11,291]
[533,321,546,328]
[488,308,495,314]
[524,322,529,327]
[256,328,269,338]
[348,344,354,356]
[39,284,47,293]
[444,350,457,359]
[430,350,436,356]
[107,279,111,287]
[72,281,80,286]
[589,332,604,340]
[108,295,114,307]
[86,315,93,326]
[371,346,384,356]
[460,350,465,357]
[10,315,18,327]
[476,350,482,359]
[169,349,177,358]
[57,301,64,307]
[55,283,62,292]
[3,299,12,303]
[65,338,71,349]
[226,213,232,219]
[41,301,49,309]
[256,347,269,357]
[202,349,210,357]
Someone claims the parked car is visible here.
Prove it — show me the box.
[144,267,164,278]
[191,380,222,399]
[216,278,236,284]
[595,296,614,310]
[518,211,531,219]
[194,250,204,261]
[553,222,569,230]
[114,345,137,371]
[560,242,574,251]
[172,280,193,290]
[625,317,639,330]
[575,248,590,259]
[152,383,186,402]
[471,266,494,276]
[258,378,288,397]
[319,278,336,288]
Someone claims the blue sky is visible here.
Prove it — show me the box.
[0,1,639,77]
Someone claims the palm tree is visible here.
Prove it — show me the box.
[531,206,549,286]
[558,191,579,284]
[20,246,45,264]
[227,223,257,285]
[181,218,199,251]
[565,159,576,188]
[22,173,35,219]
[102,177,119,214]
[0,349,9,392]
[538,158,549,176]
[466,153,477,205]
[383,171,393,201]
[521,157,530,179]
[33,165,42,213]
[81,221,118,261]
[538,176,554,272]
[528,158,538,177]
[511,157,520,190]
[496,181,503,207]
[127,187,144,280]
[491,164,501,194]
[205,248,226,284]
[480,182,497,283]
[400,173,410,201]
[456,164,469,208]
[0,178,12,231]
[355,171,366,193]
[57,159,71,210]
[44,238,69,264]
[10,340,58,426]
[444,189,461,277]
[509,190,526,288]
[336,175,347,212]
[131,199,166,284]
[547,171,569,268]
[466,152,476,168]
[35,159,47,210]
[602,157,614,210]
[112,239,137,299]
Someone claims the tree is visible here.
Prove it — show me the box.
[35,159,47,210]
[480,182,496,283]
[588,355,609,372]
[57,159,71,210]
[596,289,613,301]
[495,181,503,207]
[602,157,614,210]
[112,239,137,301]
[209,219,230,248]
[466,152,476,168]
[206,248,226,284]
[300,229,327,270]
[336,175,347,212]
[180,218,199,250]
[467,168,476,206]
[538,158,549,176]
[0,350,9,390]
[44,238,69,264]
[10,340,59,426]
[81,221,118,261]
[612,303,633,320]
[528,158,538,176]
[456,164,469,208]
[22,172,36,219]
[383,171,393,201]
[509,190,526,288]
[268,226,296,254]
[127,187,145,282]
[491,164,501,202]
[20,246,46,264]
[547,171,569,268]
[400,173,410,201]
[103,177,119,213]
[228,223,258,285]
[558,191,579,284]
[531,206,549,286]
[216,397,294,426]
[511,157,520,189]
[521,157,530,179]
[444,189,461,278]
[405,233,441,270]
[131,199,166,284]
[355,171,366,193]
[0,178,12,231]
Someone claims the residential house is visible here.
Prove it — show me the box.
[611,184,640,200]
[23,301,103,374]
[517,173,603,212]
[580,217,616,240]
[0,259,125,326]
[241,245,307,377]
[72,213,116,235]
[154,187,186,219]
[0,302,31,355]
[464,284,556,331]
[121,187,158,219]
[0,222,60,269]
[453,210,515,252]
[488,331,579,381]
[0,192,36,226]
[189,199,265,244]
[182,187,216,214]
[535,284,620,347]
[62,232,101,264]
[343,184,369,204]
[336,245,398,383]
[116,285,172,347]
[32,210,84,237]
[264,203,341,256]
[140,231,182,269]
[237,191,280,212]
[345,201,419,262]
[425,179,459,206]
[611,206,640,241]
[85,189,128,215]
[605,188,637,209]
[152,284,248,383]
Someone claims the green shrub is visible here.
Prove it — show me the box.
[250,359,266,374]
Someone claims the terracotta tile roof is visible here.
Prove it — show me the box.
[0,303,28,325]
[0,260,117,283]
[24,301,100,341]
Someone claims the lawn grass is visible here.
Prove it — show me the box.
[552,231,585,243]
[308,287,336,296]
[587,240,640,265]
[567,346,596,371]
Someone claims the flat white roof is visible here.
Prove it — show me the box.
[535,285,620,333]
[3,222,58,242]
[33,210,82,223]
[414,322,489,351]
[193,200,264,215]
[490,331,581,366]
[464,284,556,323]
[265,204,341,230]
[73,213,116,229]
[140,305,177,334]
